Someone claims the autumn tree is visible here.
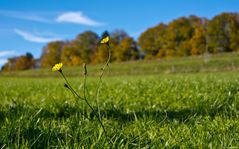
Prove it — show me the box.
[92,31,112,63]
[15,53,35,70]
[206,13,239,53]
[2,57,17,71]
[114,37,139,61]
[165,16,200,57]
[138,23,167,59]
[36,12,239,67]
[74,31,99,63]
[190,19,208,55]
[41,41,64,67]
[61,42,82,66]
[2,52,35,71]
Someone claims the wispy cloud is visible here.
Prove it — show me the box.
[17,15,51,23]
[0,10,52,23]
[0,50,17,58]
[0,10,104,26]
[14,29,61,43]
[56,11,103,26]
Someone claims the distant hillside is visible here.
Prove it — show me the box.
[1,52,239,77]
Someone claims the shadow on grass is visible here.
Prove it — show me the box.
[0,103,81,124]
[0,98,237,147]
[0,96,237,125]
[101,100,237,123]
[102,108,196,123]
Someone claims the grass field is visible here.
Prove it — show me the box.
[0,54,239,148]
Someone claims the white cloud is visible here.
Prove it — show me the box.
[0,10,104,26]
[0,50,16,58]
[56,11,103,26]
[0,10,51,23]
[17,15,51,23]
[14,29,61,43]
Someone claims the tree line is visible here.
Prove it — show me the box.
[2,12,239,71]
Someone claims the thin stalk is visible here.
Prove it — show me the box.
[83,73,107,135]
[60,70,107,136]
[95,45,111,121]
[60,70,84,100]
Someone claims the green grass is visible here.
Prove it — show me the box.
[0,71,239,148]
[1,53,239,148]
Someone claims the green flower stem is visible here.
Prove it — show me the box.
[60,70,84,100]
[95,45,111,122]
[83,74,107,135]
[60,70,107,137]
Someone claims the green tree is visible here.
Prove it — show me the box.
[110,29,129,45]
[206,13,239,53]
[138,23,167,59]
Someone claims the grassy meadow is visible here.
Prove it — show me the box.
[0,53,239,148]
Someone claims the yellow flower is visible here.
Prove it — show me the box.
[52,63,63,72]
[100,36,110,44]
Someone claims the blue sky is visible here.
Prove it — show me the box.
[0,0,239,66]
